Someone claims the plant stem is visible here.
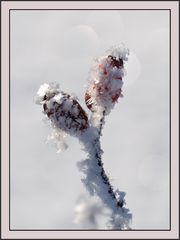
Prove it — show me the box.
[78,109,132,229]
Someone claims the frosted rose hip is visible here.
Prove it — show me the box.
[85,45,129,113]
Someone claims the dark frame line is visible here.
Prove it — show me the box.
[9,8,171,232]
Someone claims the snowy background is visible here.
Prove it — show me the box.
[10,10,170,229]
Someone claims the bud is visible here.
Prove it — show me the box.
[85,45,129,113]
[35,83,89,136]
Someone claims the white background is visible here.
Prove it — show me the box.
[10,10,170,229]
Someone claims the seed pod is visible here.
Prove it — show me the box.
[85,45,129,113]
[36,83,89,136]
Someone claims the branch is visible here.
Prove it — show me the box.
[78,110,132,229]
[35,44,132,229]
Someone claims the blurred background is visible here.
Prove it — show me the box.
[10,10,170,229]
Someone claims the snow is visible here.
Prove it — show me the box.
[37,83,50,97]
[63,99,73,112]
[53,93,65,104]
[34,82,61,105]
[71,105,79,116]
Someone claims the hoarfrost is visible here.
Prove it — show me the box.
[34,82,61,105]
[47,125,68,153]
[85,45,129,113]
[106,44,130,61]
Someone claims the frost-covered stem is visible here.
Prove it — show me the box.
[78,129,126,218]
[83,134,124,208]
[35,45,132,229]
[94,111,125,207]
[78,109,132,229]
[98,110,105,135]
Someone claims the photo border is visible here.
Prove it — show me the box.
[1,1,179,239]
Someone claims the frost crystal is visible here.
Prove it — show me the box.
[47,125,68,153]
[85,45,129,114]
[35,82,61,105]
[106,44,130,61]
